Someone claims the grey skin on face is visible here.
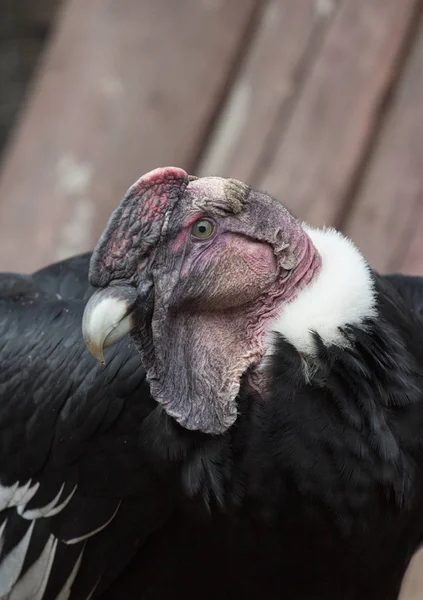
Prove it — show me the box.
[82,166,320,434]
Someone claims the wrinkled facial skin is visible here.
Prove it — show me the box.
[159,185,278,312]
[84,167,321,435]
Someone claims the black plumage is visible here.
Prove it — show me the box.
[0,254,176,598]
[3,164,423,600]
[1,251,423,599]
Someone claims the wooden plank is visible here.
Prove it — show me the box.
[0,0,60,156]
[341,20,423,588]
[344,14,423,275]
[0,0,261,272]
[197,0,340,183]
[20,0,60,28]
[255,0,419,228]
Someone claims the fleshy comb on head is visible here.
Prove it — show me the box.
[89,167,189,287]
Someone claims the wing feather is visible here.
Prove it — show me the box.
[0,262,174,599]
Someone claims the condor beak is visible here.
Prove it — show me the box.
[82,285,138,363]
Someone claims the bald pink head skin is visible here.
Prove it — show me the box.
[88,167,321,435]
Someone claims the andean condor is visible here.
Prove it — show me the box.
[1,166,423,599]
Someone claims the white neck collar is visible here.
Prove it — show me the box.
[268,225,377,355]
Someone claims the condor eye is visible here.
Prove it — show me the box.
[191,219,214,239]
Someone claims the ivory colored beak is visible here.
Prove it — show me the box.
[82,285,138,363]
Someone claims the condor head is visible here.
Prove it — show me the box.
[82,166,321,435]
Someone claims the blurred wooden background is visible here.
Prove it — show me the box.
[2,0,423,277]
[1,0,423,597]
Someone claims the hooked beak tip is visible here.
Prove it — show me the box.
[84,337,106,364]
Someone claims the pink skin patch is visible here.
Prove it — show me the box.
[171,214,203,254]
[230,235,276,277]
[133,166,187,191]
[131,167,187,224]
[178,226,278,309]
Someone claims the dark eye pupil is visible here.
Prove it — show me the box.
[192,219,214,239]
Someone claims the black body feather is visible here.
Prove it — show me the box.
[1,255,423,598]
